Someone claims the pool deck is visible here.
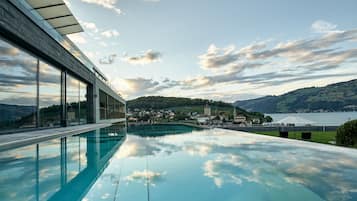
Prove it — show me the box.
[0,123,111,151]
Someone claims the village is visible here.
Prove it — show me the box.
[127,104,265,127]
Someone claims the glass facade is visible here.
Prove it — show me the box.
[0,36,90,133]
[39,61,61,128]
[66,75,88,126]
[0,124,126,201]
[99,90,125,120]
[0,38,37,131]
[79,82,88,124]
[67,74,80,126]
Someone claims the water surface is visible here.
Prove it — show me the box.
[1,124,357,201]
[266,112,357,126]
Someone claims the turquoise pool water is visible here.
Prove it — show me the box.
[1,124,357,201]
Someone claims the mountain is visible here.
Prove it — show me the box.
[234,79,357,113]
[127,96,267,121]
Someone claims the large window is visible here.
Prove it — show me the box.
[0,36,90,133]
[99,90,107,119]
[99,90,125,120]
[66,75,88,125]
[39,61,61,128]
[79,82,87,124]
[0,38,37,131]
[67,75,80,125]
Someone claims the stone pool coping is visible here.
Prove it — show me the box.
[0,123,111,151]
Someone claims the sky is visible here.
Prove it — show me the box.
[65,0,357,102]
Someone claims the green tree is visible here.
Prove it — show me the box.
[336,119,357,147]
[264,116,273,123]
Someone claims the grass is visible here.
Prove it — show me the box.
[253,131,337,145]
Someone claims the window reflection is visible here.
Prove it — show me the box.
[79,81,87,124]
[100,90,107,119]
[39,61,61,128]
[0,124,126,201]
[0,38,37,131]
[67,74,79,126]
[99,90,125,120]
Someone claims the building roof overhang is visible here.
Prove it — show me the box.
[26,0,83,35]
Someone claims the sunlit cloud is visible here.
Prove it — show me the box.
[122,50,162,65]
[99,54,117,64]
[101,29,120,38]
[311,20,338,33]
[144,0,160,2]
[80,0,121,15]
[80,21,99,33]
[96,22,357,101]
[125,170,165,186]
[67,33,87,44]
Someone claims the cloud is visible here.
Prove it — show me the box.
[114,77,163,98]
[0,46,19,56]
[311,20,338,33]
[99,54,117,64]
[112,28,357,100]
[123,50,162,65]
[81,21,99,33]
[67,33,87,44]
[186,28,357,90]
[101,30,120,38]
[125,170,165,185]
[80,0,121,15]
[199,44,239,70]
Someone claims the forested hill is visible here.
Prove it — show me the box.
[127,96,231,109]
[127,96,265,119]
[234,79,357,113]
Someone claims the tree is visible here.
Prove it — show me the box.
[336,119,357,147]
[264,116,273,123]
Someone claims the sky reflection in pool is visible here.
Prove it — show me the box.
[86,125,357,201]
[1,124,357,201]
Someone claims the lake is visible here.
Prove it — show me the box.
[266,112,357,126]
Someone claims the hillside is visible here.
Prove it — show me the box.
[234,79,357,113]
[0,104,36,122]
[127,96,266,121]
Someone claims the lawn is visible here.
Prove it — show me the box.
[253,131,337,145]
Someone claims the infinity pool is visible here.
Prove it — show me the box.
[1,124,357,201]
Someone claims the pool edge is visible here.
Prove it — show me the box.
[0,123,112,152]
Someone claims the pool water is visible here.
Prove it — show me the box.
[0,124,357,201]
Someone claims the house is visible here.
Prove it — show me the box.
[233,115,247,124]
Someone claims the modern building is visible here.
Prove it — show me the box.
[0,0,126,134]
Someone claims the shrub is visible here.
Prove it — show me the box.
[336,119,357,147]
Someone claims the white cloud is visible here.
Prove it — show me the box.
[125,170,165,185]
[101,30,120,38]
[99,54,117,64]
[198,44,239,70]
[111,28,357,100]
[123,50,162,65]
[67,33,87,44]
[80,0,121,15]
[81,21,99,33]
[311,20,338,33]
